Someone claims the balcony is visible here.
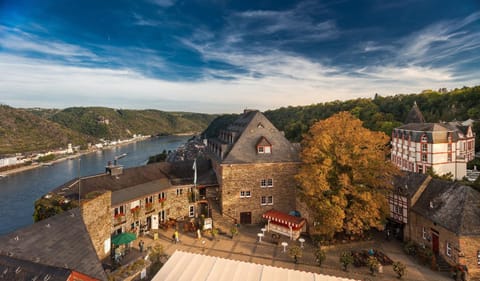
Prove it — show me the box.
[113,213,126,226]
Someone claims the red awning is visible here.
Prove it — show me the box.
[262,209,305,229]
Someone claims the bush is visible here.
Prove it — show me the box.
[403,240,417,256]
[393,261,406,279]
[340,251,354,271]
[367,256,380,276]
[314,248,326,267]
[288,246,303,264]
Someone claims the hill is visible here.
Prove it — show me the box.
[0,105,93,154]
[264,86,480,147]
[49,107,216,140]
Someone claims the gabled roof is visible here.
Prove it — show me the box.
[411,179,480,236]
[256,136,272,147]
[0,208,107,280]
[212,110,299,164]
[262,209,305,230]
[394,122,471,143]
[392,172,429,197]
[405,102,425,123]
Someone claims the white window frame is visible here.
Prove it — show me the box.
[446,241,452,257]
[421,154,427,162]
[189,205,195,217]
[422,227,427,240]
[267,178,273,187]
[257,146,264,154]
[477,251,480,265]
[176,188,183,196]
[261,196,273,206]
[240,191,251,198]
[260,179,267,188]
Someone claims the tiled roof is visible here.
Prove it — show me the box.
[392,172,429,197]
[394,122,468,143]
[212,110,300,164]
[405,102,425,123]
[411,179,480,236]
[53,160,217,201]
[0,255,72,281]
[0,208,107,280]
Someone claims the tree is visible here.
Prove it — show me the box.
[367,256,380,276]
[339,251,354,271]
[288,246,303,264]
[314,248,326,267]
[296,112,399,238]
[392,261,406,279]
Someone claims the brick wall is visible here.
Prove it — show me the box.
[220,162,299,224]
[81,191,112,260]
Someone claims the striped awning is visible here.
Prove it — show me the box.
[262,209,305,229]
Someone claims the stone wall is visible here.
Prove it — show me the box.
[220,162,299,224]
[81,191,112,260]
[407,211,480,280]
[111,185,194,234]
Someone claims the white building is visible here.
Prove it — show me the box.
[0,156,18,168]
[391,103,475,180]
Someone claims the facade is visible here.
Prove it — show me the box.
[391,103,475,180]
[207,110,300,224]
[389,174,480,280]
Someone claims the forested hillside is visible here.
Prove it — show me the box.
[49,107,216,140]
[0,105,93,154]
[264,86,480,148]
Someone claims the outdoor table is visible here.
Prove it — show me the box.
[261,227,266,235]
[281,242,288,253]
[298,238,305,248]
[257,233,264,242]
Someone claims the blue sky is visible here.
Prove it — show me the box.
[1,0,479,113]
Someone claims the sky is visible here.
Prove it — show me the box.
[1,0,479,113]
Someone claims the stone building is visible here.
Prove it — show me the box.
[391,175,480,280]
[206,110,300,224]
[391,102,475,180]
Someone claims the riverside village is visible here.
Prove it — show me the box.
[2,105,480,281]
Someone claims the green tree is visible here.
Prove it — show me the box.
[296,112,399,238]
[314,248,326,267]
[288,246,303,264]
[339,251,354,271]
[393,261,407,279]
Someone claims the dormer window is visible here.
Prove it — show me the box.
[256,136,272,154]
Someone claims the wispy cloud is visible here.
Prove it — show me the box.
[149,0,176,8]
[0,26,98,61]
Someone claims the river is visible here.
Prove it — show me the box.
[0,135,190,235]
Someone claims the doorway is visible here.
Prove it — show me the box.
[240,212,252,224]
[432,232,439,255]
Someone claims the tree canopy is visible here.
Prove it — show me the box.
[296,112,399,239]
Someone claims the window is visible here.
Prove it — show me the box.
[422,154,427,162]
[257,146,264,153]
[176,188,183,196]
[477,251,480,265]
[261,178,273,188]
[257,145,272,154]
[114,205,125,216]
[422,143,428,152]
[145,196,153,205]
[261,196,273,205]
[240,191,251,198]
[421,135,428,142]
[394,205,403,215]
[189,205,195,217]
[447,143,452,152]
[448,153,452,162]
[422,227,427,240]
[446,241,452,257]
[158,192,166,201]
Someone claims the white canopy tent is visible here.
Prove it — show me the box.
[153,250,358,281]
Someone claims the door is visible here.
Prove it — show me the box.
[432,232,439,255]
[151,214,159,230]
[240,212,252,224]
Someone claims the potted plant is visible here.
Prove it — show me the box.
[288,246,303,264]
[339,251,354,272]
[393,261,406,279]
[230,226,238,239]
[211,228,219,241]
[367,256,380,276]
[314,248,326,267]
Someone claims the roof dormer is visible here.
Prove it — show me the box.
[256,136,272,154]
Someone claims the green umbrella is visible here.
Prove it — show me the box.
[112,232,137,245]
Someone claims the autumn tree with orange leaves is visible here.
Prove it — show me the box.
[296,111,399,239]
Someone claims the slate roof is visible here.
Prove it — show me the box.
[0,255,72,281]
[411,179,480,236]
[392,172,429,197]
[405,102,426,123]
[394,122,469,143]
[53,160,217,202]
[211,110,300,164]
[0,208,107,280]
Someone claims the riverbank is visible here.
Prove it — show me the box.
[0,135,156,177]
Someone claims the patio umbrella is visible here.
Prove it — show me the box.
[112,232,137,245]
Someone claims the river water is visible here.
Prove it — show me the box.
[0,135,190,235]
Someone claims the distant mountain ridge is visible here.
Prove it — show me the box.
[0,105,217,155]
